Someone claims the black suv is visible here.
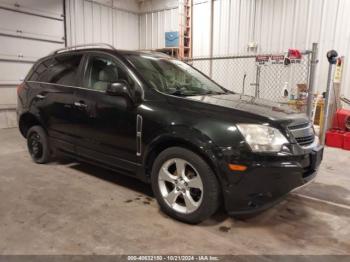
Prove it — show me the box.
[17,45,323,224]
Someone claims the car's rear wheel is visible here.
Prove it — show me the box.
[151,147,220,224]
[27,125,51,164]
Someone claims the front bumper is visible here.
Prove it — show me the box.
[222,145,323,215]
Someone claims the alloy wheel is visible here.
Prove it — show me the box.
[158,158,204,214]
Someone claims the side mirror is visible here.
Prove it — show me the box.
[106,81,131,98]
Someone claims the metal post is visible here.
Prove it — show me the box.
[320,50,338,145]
[63,0,67,47]
[306,43,318,119]
[208,0,214,78]
[255,65,261,98]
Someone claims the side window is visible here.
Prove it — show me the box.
[84,56,134,92]
[27,58,55,82]
[29,55,82,86]
[48,55,82,86]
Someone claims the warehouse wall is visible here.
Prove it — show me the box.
[192,0,350,101]
[139,0,179,50]
[0,0,65,128]
[2,0,350,129]
[65,0,139,49]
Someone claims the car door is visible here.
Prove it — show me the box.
[72,52,140,175]
[29,54,83,154]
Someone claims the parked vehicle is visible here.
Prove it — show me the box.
[17,44,323,224]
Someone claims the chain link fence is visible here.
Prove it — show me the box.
[185,50,313,112]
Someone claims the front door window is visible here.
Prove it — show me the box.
[84,56,135,92]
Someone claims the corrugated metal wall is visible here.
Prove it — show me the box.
[192,0,210,57]
[193,0,350,99]
[65,0,139,49]
[139,5,179,49]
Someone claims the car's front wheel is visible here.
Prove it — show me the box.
[151,147,220,224]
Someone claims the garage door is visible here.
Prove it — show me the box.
[0,0,65,127]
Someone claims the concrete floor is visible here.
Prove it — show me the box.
[0,128,350,255]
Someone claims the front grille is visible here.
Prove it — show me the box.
[288,122,315,147]
[288,122,310,130]
[295,135,315,146]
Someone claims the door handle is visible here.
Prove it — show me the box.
[74,101,87,108]
[36,94,45,100]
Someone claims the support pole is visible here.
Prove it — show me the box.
[255,65,261,98]
[320,50,338,145]
[306,43,318,119]
[208,0,214,78]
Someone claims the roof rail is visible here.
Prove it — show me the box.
[51,43,115,55]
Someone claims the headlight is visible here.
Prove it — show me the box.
[237,124,289,152]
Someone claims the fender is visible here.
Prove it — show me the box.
[141,125,230,185]
[18,111,45,138]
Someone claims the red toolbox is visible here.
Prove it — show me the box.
[332,109,350,130]
[326,129,345,148]
[343,132,350,150]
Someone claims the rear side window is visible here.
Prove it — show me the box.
[29,54,82,86]
[27,58,52,82]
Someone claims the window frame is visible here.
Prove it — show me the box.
[26,51,145,102]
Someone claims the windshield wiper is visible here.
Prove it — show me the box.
[168,87,229,97]
[169,89,189,96]
[201,90,227,95]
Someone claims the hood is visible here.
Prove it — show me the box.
[186,93,307,122]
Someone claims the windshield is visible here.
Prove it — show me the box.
[127,54,227,96]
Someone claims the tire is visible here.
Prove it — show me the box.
[151,147,220,224]
[27,125,51,164]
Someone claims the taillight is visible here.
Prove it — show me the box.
[17,82,25,95]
